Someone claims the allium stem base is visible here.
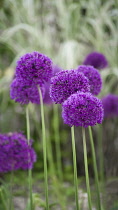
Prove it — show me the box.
[82,127,92,210]
[38,86,49,210]
[71,126,80,210]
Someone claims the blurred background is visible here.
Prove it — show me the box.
[0,0,118,209]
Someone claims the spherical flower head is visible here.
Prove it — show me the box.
[62,92,104,127]
[15,52,53,85]
[0,132,36,173]
[76,65,102,95]
[102,94,118,118]
[83,51,108,70]
[43,65,62,105]
[50,69,90,104]
[10,78,45,105]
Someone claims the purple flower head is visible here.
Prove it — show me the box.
[83,51,108,70]
[76,65,102,95]
[62,92,104,127]
[43,65,62,105]
[10,78,45,105]
[102,94,118,118]
[50,69,90,104]
[15,52,53,85]
[0,132,36,173]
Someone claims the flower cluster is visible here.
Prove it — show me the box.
[50,70,90,104]
[62,92,104,127]
[0,132,36,173]
[83,51,108,70]
[76,65,102,95]
[10,52,53,105]
[15,52,53,85]
[102,94,118,118]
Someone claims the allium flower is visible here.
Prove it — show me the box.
[76,65,102,95]
[0,132,36,173]
[102,94,118,118]
[10,79,45,105]
[15,52,53,85]
[62,92,104,127]
[43,65,62,105]
[50,70,90,104]
[83,51,108,70]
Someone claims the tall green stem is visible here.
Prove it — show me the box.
[26,106,33,210]
[1,188,8,210]
[97,125,104,185]
[53,105,63,181]
[82,127,92,210]
[71,126,80,210]
[88,126,102,210]
[47,132,55,176]
[38,87,49,210]
[9,170,14,210]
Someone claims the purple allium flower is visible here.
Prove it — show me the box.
[83,51,108,70]
[0,132,36,173]
[76,65,102,95]
[50,70,90,104]
[43,65,62,105]
[10,79,45,105]
[102,94,118,118]
[15,52,53,85]
[62,92,104,127]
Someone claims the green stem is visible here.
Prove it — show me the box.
[0,189,8,210]
[88,126,102,210]
[26,106,33,210]
[97,125,104,185]
[53,105,63,181]
[9,170,14,210]
[38,87,49,210]
[47,133,55,176]
[82,127,92,210]
[45,106,55,177]
[71,126,80,210]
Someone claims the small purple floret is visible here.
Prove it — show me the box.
[76,65,102,95]
[10,79,45,105]
[62,92,104,127]
[83,51,108,70]
[50,69,90,104]
[102,94,118,118]
[0,132,36,173]
[15,52,53,85]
